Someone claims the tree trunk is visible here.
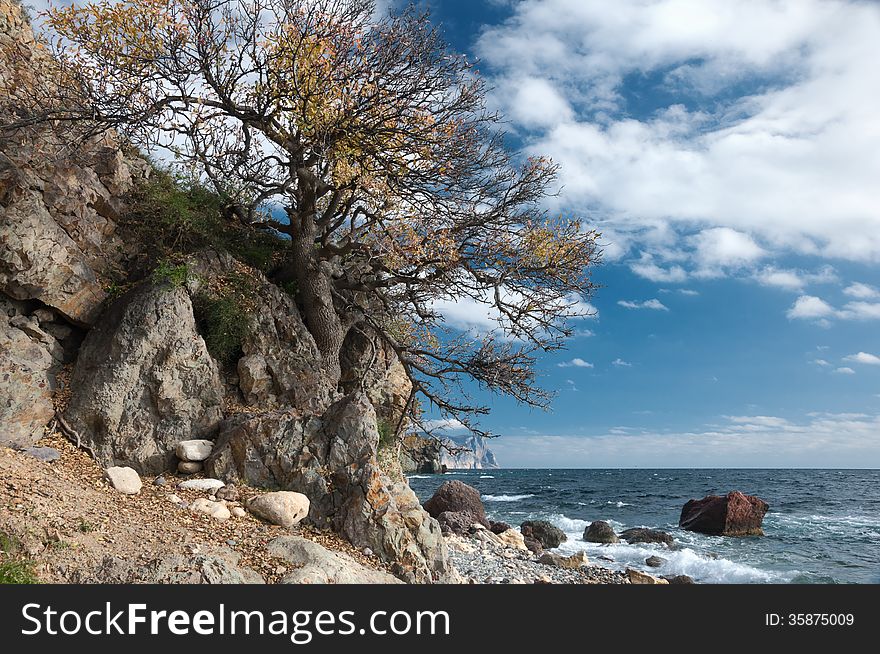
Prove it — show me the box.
[287,215,345,386]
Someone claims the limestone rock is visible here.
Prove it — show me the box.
[206,392,454,583]
[0,299,57,448]
[64,283,224,475]
[176,439,214,462]
[626,568,669,585]
[246,491,310,528]
[187,251,336,413]
[268,536,403,584]
[177,461,203,474]
[440,434,499,470]
[584,520,620,544]
[190,498,231,521]
[496,529,529,551]
[679,491,769,537]
[178,478,226,492]
[231,507,246,518]
[20,446,61,462]
[76,547,263,583]
[105,466,142,495]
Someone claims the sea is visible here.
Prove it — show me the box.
[407,468,880,584]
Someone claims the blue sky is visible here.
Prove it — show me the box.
[407,0,880,467]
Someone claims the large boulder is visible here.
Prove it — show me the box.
[619,528,674,547]
[679,491,769,536]
[64,283,224,475]
[0,298,59,448]
[521,520,567,549]
[247,491,309,528]
[268,536,403,584]
[423,480,490,534]
[205,392,455,583]
[584,520,620,544]
[187,251,336,413]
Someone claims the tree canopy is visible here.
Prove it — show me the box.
[6,0,601,436]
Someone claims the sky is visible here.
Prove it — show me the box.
[25,0,880,467]
[407,0,880,468]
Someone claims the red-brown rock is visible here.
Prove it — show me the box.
[422,480,489,534]
[679,491,769,536]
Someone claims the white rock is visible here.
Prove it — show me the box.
[105,466,142,495]
[190,498,231,521]
[178,478,225,492]
[247,491,309,528]
[175,439,214,462]
[167,494,184,505]
[496,528,529,551]
[231,507,246,518]
[626,568,668,585]
[177,461,203,474]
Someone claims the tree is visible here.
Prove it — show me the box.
[5,0,600,435]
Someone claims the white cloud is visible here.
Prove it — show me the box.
[558,357,594,368]
[477,0,880,275]
[787,295,880,323]
[491,412,880,467]
[422,418,466,432]
[629,253,688,282]
[612,358,632,367]
[843,352,880,366]
[843,282,880,299]
[754,265,837,291]
[786,295,837,320]
[618,298,669,311]
[689,227,766,274]
[678,289,700,296]
[812,359,830,366]
[833,367,856,375]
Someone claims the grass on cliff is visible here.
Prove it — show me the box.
[127,169,288,274]
[0,532,37,584]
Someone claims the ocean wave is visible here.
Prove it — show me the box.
[767,513,880,538]
[480,475,495,479]
[605,501,633,507]
[406,475,431,479]
[554,538,792,584]
[482,494,535,502]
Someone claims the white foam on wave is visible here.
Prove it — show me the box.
[767,512,880,538]
[480,475,495,479]
[482,494,535,502]
[406,475,431,479]
[606,501,633,507]
[546,514,795,584]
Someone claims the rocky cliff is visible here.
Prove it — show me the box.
[441,435,499,470]
[0,0,452,583]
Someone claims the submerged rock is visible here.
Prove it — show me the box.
[679,491,769,536]
[645,555,666,568]
[619,528,674,547]
[584,520,619,544]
